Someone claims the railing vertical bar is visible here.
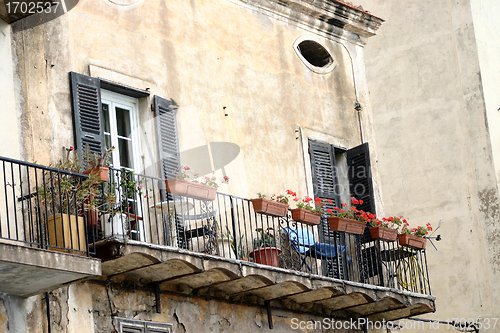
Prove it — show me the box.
[229,195,239,260]
[2,161,10,238]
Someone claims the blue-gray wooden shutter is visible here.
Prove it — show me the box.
[347,142,376,243]
[309,140,345,278]
[154,96,180,180]
[346,142,376,214]
[69,72,105,160]
[309,140,341,208]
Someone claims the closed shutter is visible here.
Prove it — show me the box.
[347,142,375,243]
[154,96,180,179]
[70,72,105,160]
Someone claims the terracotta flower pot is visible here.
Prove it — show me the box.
[165,178,217,201]
[248,247,282,267]
[251,198,289,217]
[398,233,426,250]
[369,226,398,242]
[327,216,366,235]
[83,166,109,183]
[290,208,321,225]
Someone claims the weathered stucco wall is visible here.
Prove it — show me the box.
[362,0,500,330]
[0,19,21,160]
[1,282,396,333]
[10,0,380,203]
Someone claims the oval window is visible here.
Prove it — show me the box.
[294,37,336,74]
[297,40,333,67]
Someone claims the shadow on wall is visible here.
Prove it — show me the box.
[180,142,240,177]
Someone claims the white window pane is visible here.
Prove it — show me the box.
[118,138,133,169]
[116,107,131,138]
[102,103,110,133]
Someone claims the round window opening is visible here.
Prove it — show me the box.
[297,40,333,68]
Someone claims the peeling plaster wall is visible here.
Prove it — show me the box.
[362,0,500,331]
[89,282,366,333]
[0,293,42,333]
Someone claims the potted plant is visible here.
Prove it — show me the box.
[248,228,281,267]
[251,191,293,217]
[398,222,432,250]
[165,166,229,201]
[290,196,325,225]
[82,145,113,183]
[326,197,371,235]
[104,168,144,239]
[38,146,102,253]
[368,216,402,242]
[222,226,248,260]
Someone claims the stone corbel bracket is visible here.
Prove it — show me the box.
[232,0,384,45]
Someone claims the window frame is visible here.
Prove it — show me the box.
[101,89,142,172]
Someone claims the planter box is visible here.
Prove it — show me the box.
[398,233,426,250]
[251,198,289,217]
[165,178,217,201]
[327,216,366,235]
[290,208,321,225]
[46,214,86,254]
[369,226,398,242]
[249,247,282,267]
[83,166,109,183]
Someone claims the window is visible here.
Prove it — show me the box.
[116,318,173,333]
[309,140,376,277]
[101,90,140,170]
[293,37,336,74]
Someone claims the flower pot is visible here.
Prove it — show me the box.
[251,198,289,217]
[46,213,87,254]
[369,226,398,242]
[290,208,321,225]
[398,233,426,250]
[84,204,99,228]
[327,216,366,235]
[165,178,217,201]
[83,166,109,183]
[249,247,282,267]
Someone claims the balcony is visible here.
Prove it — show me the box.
[0,156,435,321]
[0,156,101,297]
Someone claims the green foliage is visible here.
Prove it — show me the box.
[253,228,276,249]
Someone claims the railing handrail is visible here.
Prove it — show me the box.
[0,155,90,178]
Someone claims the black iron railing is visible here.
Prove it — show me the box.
[93,168,431,295]
[0,157,431,295]
[0,156,95,256]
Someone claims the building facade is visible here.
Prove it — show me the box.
[0,0,436,332]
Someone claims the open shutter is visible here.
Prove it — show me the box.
[309,140,346,278]
[154,96,180,179]
[309,140,341,207]
[346,142,376,214]
[347,142,376,244]
[70,72,105,160]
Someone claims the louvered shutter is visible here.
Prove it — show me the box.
[309,140,346,278]
[346,142,376,215]
[70,72,105,160]
[309,140,341,207]
[347,142,376,243]
[154,96,180,179]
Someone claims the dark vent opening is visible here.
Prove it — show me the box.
[298,40,333,68]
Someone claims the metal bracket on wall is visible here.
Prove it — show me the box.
[265,300,273,329]
[155,283,161,313]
